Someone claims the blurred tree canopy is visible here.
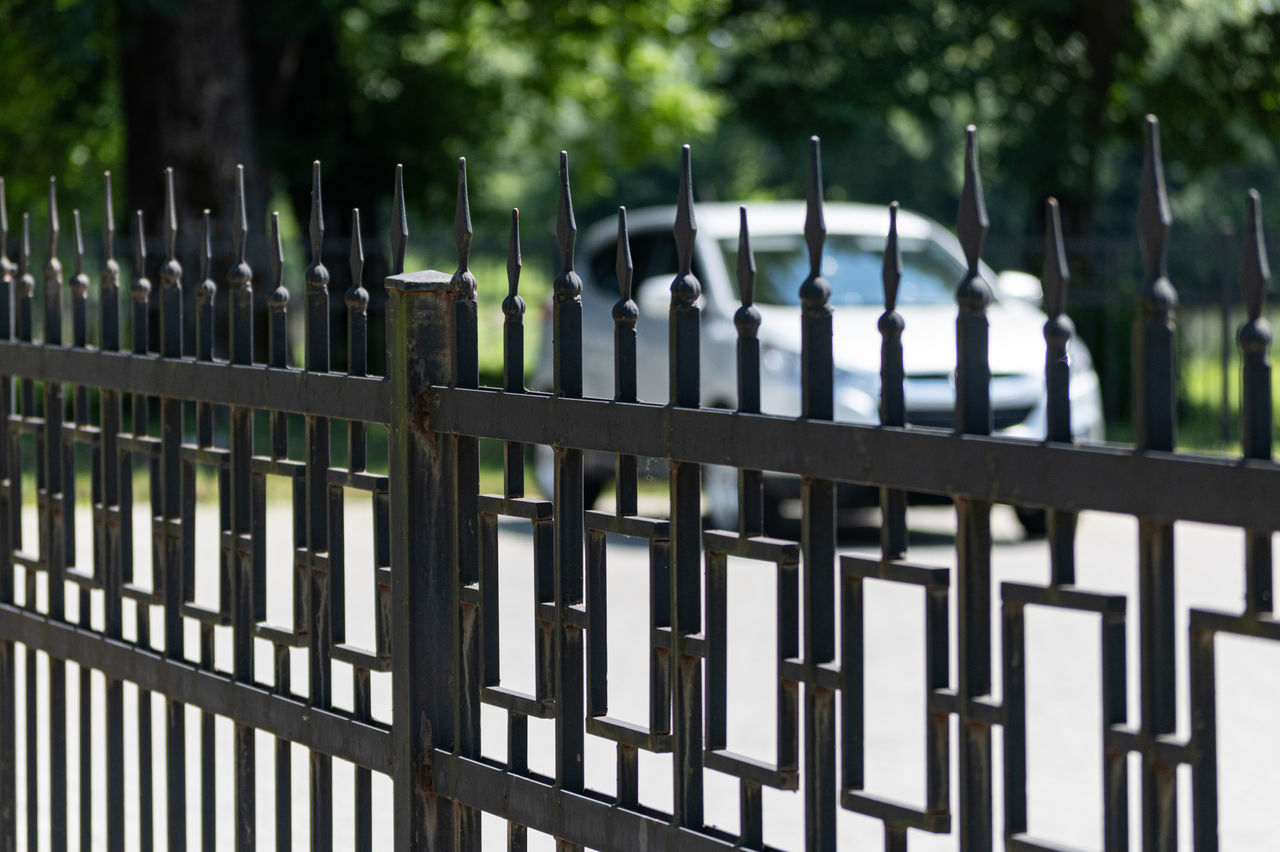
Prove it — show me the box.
[2,0,1280,286]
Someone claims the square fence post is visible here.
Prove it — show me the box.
[387,268,461,852]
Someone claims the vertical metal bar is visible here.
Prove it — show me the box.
[157,168,188,852]
[301,161,338,851]
[954,125,994,851]
[1135,115,1178,852]
[98,174,125,852]
[128,210,155,852]
[273,642,290,852]
[878,203,906,559]
[41,179,69,852]
[1001,600,1026,837]
[668,145,704,831]
[1237,190,1272,616]
[1103,609,1130,852]
[612,208,638,516]
[354,666,372,852]
[200,625,216,852]
[1189,620,1215,852]
[347,210,369,474]
[16,217,37,852]
[227,166,256,851]
[734,208,763,537]
[551,152,587,815]
[69,210,93,852]
[503,210,525,499]
[798,137,835,851]
[1042,199,1078,584]
[386,170,458,850]
[0,177,16,852]
[451,160,483,852]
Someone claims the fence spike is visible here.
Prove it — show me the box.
[233,165,248,264]
[19,213,29,280]
[507,208,521,299]
[46,177,59,261]
[883,202,902,312]
[0,177,7,257]
[455,157,472,274]
[557,151,578,277]
[391,163,407,275]
[957,126,989,276]
[804,136,826,278]
[103,171,115,261]
[738,207,755,308]
[72,209,85,279]
[1242,189,1270,321]
[133,211,147,287]
[268,212,286,307]
[675,145,697,276]
[199,210,212,286]
[349,208,364,296]
[616,207,633,302]
[1042,198,1069,316]
[163,167,178,262]
[1139,115,1172,283]
[310,160,324,267]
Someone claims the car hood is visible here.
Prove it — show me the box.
[754,299,1049,377]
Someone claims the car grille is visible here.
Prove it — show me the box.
[905,406,1034,431]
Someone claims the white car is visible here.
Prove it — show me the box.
[531,201,1105,534]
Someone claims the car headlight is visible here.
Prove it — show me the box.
[834,368,880,421]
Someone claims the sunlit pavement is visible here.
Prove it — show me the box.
[10,502,1278,850]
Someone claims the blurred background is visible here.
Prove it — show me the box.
[3,0,1280,446]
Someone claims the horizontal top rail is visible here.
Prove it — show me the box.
[0,340,391,423]
[424,384,1280,530]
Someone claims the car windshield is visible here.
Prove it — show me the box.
[719,233,962,306]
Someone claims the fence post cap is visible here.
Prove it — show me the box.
[385,268,456,293]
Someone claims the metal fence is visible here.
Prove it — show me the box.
[0,114,1276,851]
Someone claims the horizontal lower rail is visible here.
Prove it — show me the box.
[433,753,750,851]
[425,386,1280,530]
[0,603,393,773]
[0,342,391,423]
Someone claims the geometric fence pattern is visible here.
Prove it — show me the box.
[0,115,1276,851]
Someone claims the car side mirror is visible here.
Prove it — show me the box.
[635,275,674,317]
[996,270,1043,304]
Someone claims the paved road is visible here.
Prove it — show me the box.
[10,502,1278,850]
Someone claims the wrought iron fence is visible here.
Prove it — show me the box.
[0,114,1276,851]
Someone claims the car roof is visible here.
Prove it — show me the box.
[584,201,946,248]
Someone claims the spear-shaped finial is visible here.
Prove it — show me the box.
[738,206,756,307]
[1242,189,1270,321]
[268,212,285,301]
[957,126,989,275]
[199,210,212,285]
[675,145,697,276]
[0,177,8,264]
[616,207,633,302]
[72,209,85,279]
[233,164,248,265]
[103,171,116,262]
[163,167,177,261]
[1139,115,1172,282]
[391,163,407,275]
[133,211,146,280]
[506,208,521,299]
[455,157,472,274]
[19,213,30,280]
[309,160,324,266]
[556,151,577,276]
[349,208,364,294]
[883,202,902,312]
[46,177,60,260]
[1042,198,1069,317]
[804,136,825,278]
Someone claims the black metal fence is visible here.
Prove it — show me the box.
[0,115,1276,850]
